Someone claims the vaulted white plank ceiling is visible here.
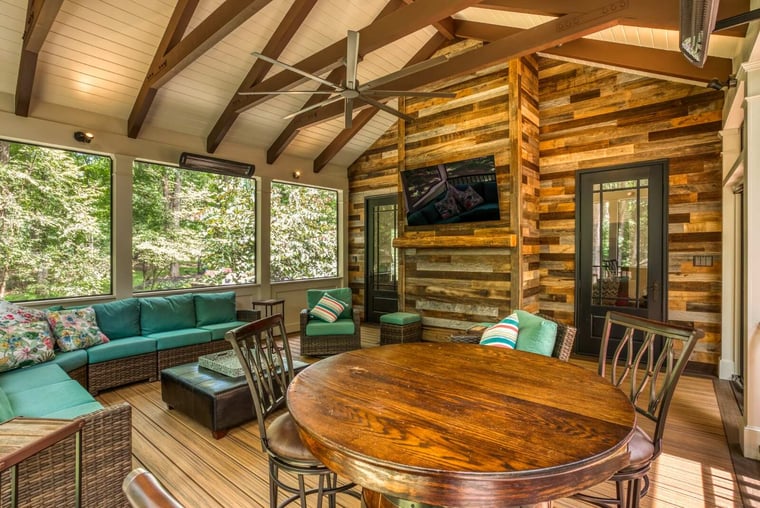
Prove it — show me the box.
[0,0,749,173]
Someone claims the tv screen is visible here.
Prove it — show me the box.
[401,155,500,227]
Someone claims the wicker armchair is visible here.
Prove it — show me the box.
[299,308,361,356]
[1,402,132,507]
[451,312,577,361]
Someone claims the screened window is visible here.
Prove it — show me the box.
[270,182,338,281]
[132,161,256,291]
[0,140,112,302]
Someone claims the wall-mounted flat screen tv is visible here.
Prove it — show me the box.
[401,155,500,227]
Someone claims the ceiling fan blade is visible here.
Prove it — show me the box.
[362,90,456,98]
[359,55,449,92]
[346,31,360,90]
[344,98,354,129]
[362,97,414,123]
[282,95,344,120]
[251,51,343,90]
[238,90,336,95]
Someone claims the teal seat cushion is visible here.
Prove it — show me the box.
[379,312,420,325]
[306,288,352,320]
[48,349,88,372]
[92,298,141,339]
[44,401,104,419]
[140,294,196,335]
[0,388,14,422]
[86,336,157,364]
[195,292,236,326]
[514,310,558,357]
[200,321,247,340]
[8,379,98,418]
[0,363,70,395]
[147,329,211,351]
[305,319,355,337]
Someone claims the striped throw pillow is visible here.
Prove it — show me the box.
[479,312,519,349]
[309,294,346,323]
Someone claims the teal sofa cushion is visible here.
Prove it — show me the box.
[44,401,104,419]
[0,363,70,395]
[200,321,247,340]
[0,388,13,422]
[147,329,211,351]
[8,379,101,418]
[86,336,157,364]
[305,319,355,337]
[514,310,558,357]
[195,292,236,326]
[92,298,141,339]
[48,349,88,372]
[307,288,352,320]
[140,294,196,335]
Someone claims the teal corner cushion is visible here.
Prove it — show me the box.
[306,288,353,320]
[0,387,14,421]
[514,310,558,357]
[92,297,141,340]
[194,291,236,326]
[140,294,196,335]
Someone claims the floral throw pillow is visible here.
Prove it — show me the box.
[434,191,461,219]
[47,307,110,352]
[0,300,47,327]
[458,185,485,210]
[0,320,56,373]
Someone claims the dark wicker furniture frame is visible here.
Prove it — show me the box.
[380,320,422,345]
[299,308,361,356]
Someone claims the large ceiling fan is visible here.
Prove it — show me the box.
[240,30,455,129]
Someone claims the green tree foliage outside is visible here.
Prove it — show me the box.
[132,162,257,291]
[270,182,338,281]
[0,140,112,301]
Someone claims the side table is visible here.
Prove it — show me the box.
[0,417,85,507]
[252,298,286,331]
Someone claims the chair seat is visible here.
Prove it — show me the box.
[268,411,320,465]
[619,426,655,472]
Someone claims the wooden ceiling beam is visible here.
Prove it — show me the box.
[477,0,749,36]
[455,20,733,83]
[313,32,449,173]
[206,0,319,153]
[15,0,63,117]
[400,0,457,40]
[129,0,273,139]
[265,0,407,164]
[234,0,484,114]
[291,0,630,130]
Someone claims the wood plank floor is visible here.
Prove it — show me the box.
[99,328,751,507]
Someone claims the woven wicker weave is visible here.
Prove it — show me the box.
[380,321,422,345]
[0,402,132,508]
[449,312,577,362]
[88,352,157,396]
[68,364,87,389]
[299,308,361,356]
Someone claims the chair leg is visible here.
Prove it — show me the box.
[615,479,626,507]
[269,460,278,508]
[626,478,642,508]
[298,474,308,507]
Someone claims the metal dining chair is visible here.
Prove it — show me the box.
[574,311,703,508]
[225,314,358,508]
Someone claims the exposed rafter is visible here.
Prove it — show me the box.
[313,32,450,173]
[454,20,733,83]
[206,0,319,153]
[128,0,274,139]
[233,0,484,115]
[289,0,632,131]
[15,0,63,116]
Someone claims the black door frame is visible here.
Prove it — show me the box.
[574,160,668,357]
[365,194,399,323]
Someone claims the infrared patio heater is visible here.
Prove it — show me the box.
[178,152,254,178]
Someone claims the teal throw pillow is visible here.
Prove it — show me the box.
[309,294,346,323]
[140,294,196,335]
[514,310,558,357]
[195,292,236,326]
[479,312,519,349]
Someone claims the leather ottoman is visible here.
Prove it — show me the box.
[161,362,254,439]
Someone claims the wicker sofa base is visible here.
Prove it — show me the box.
[88,352,157,396]
[157,340,231,377]
[0,403,132,508]
[380,321,422,345]
[68,364,88,389]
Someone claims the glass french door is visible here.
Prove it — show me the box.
[576,162,667,357]
[365,195,399,322]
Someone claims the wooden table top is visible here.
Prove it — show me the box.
[287,342,636,507]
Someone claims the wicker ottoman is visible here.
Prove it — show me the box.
[380,312,422,345]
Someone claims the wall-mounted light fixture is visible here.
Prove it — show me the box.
[178,152,254,178]
[706,76,737,91]
[293,170,301,179]
[73,131,94,143]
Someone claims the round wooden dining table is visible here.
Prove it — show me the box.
[287,342,636,508]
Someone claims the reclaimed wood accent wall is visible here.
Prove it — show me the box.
[348,54,518,338]
[537,58,724,366]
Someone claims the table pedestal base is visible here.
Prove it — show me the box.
[361,489,551,508]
